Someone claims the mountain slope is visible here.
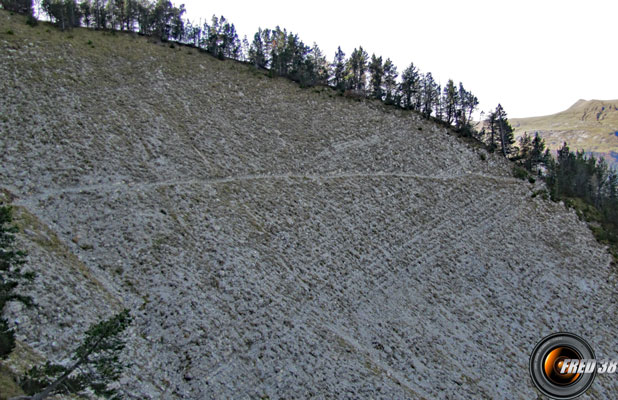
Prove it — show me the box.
[511,99,618,163]
[2,11,618,399]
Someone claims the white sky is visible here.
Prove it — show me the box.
[181,0,618,118]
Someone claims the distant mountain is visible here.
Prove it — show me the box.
[510,99,618,165]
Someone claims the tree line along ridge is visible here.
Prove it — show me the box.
[3,1,618,256]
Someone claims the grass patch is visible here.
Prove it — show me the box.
[531,189,549,200]
[0,363,25,400]
[512,166,529,180]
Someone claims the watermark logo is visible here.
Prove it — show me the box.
[529,332,599,399]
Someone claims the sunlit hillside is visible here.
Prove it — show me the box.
[511,99,618,164]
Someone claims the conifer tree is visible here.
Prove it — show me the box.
[495,104,515,157]
[347,46,368,93]
[20,310,132,400]
[307,43,329,85]
[382,58,398,105]
[0,205,34,359]
[330,46,347,91]
[0,0,33,15]
[421,72,438,118]
[399,62,420,110]
[368,54,384,100]
[443,79,457,125]
[249,28,270,68]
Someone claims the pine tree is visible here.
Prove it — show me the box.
[443,79,458,125]
[421,72,438,118]
[79,0,92,27]
[0,205,34,358]
[42,0,82,30]
[484,110,497,152]
[529,133,547,173]
[494,104,515,157]
[368,54,384,100]
[330,46,346,91]
[399,62,420,110]
[518,132,533,169]
[0,0,33,15]
[307,43,329,86]
[457,83,478,134]
[382,58,398,105]
[21,310,132,400]
[347,46,368,94]
[249,28,269,69]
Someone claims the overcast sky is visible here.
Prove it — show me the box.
[182,0,617,118]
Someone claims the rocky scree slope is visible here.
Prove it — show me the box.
[1,12,618,399]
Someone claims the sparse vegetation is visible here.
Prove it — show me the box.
[1,5,618,398]
[0,205,34,358]
[512,166,529,180]
[511,100,618,162]
[19,309,132,400]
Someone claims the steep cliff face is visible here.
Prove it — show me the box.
[2,11,618,399]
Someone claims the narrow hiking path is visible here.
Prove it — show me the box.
[12,171,523,203]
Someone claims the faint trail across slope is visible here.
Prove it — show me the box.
[15,171,523,202]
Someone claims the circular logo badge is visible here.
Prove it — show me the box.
[529,332,597,399]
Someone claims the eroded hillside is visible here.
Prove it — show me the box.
[2,11,618,399]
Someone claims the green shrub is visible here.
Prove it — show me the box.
[512,166,528,180]
[531,189,549,200]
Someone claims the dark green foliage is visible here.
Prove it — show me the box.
[20,309,132,399]
[1,0,33,15]
[0,317,15,359]
[150,0,185,41]
[543,142,618,259]
[42,0,81,30]
[443,79,457,125]
[513,166,529,180]
[382,58,398,105]
[421,72,438,118]
[484,104,515,157]
[205,15,239,59]
[305,43,329,86]
[346,47,368,94]
[330,46,346,91]
[455,82,478,133]
[0,205,34,358]
[78,0,90,27]
[26,12,37,25]
[368,54,384,100]
[32,0,487,131]
[517,132,548,173]
[248,28,268,68]
[399,62,420,110]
